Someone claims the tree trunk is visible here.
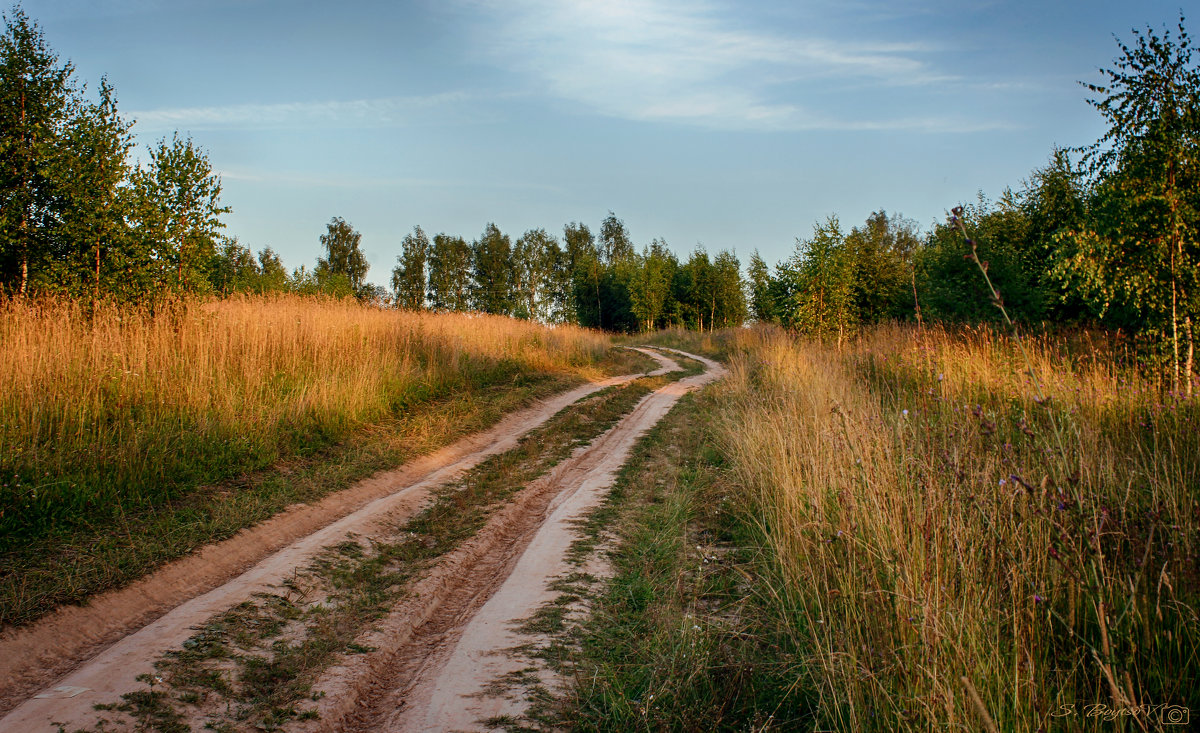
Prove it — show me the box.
[1168,160,1183,394]
[17,85,27,295]
[1171,275,1180,393]
[911,267,923,328]
[17,175,27,296]
[95,238,102,303]
[594,270,601,328]
[1186,315,1195,398]
[1171,250,1180,394]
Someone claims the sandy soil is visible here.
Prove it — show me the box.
[0,351,672,732]
[305,349,725,733]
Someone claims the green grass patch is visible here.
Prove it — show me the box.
[539,388,815,731]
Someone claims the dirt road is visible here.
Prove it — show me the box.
[0,347,721,732]
[369,349,725,733]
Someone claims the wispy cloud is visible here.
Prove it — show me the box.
[462,0,999,132]
[129,91,474,131]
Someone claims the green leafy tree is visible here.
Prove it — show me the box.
[1024,149,1090,321]
[208,236,260,294]
[590,212,638,333]
[513,228,557,321]
[599,210,635,263]
[426,232,471,312]
[289,264,318,295]
[1053,16,1200,392]
[630,239,675,331]
[844,211,919,324]
[257,246,289,293]
[917,194,1050,324]
[392,225,429,310]
[747,250,778,323]
[540,235,570,323]
[359,283,389,306]
[711,249,747,329]
[676,247,714,331]
[316,216,369,296]
[291,262,354,298]
[566,216,636,331]
[565,221,599,326]
[0,6,74,294]
[130,134,230,293]
[471,223,514,315]
[600,258,638,332]
[53,78,135,300]
[917,200,1003,323]
[779,216,856,342]
[656,248,684,328]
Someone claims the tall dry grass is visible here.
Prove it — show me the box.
[717,323,1198,731]
[0,294,609,542]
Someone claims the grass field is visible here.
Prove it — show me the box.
[0,295,619,626]
[714,323,1199,730]
[5,292,1197,730]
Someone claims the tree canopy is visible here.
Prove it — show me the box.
[1056,16,1200,392]
[317,216,369,297]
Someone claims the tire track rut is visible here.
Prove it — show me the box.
[0,350,675,732]
[314,349,724,733]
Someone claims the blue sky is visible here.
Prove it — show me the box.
[15,0,1190,286]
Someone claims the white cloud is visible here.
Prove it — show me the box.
[128,91,472,131]
[462,0,983,131]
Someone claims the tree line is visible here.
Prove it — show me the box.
[386,214,746,331]
[213,209,750,333]
[750,17,1199,393]
[3,4,1197,379]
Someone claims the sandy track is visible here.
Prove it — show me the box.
[306,349,724,733]
[0,350,673,732]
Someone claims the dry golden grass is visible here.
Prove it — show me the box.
[717,324,1198,731]
[0,294,610,541]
